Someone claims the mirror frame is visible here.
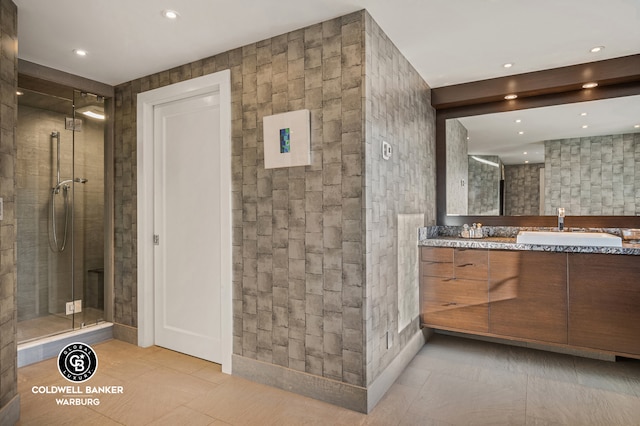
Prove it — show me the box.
[434,54,640,227]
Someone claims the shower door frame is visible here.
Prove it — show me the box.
[18,60,115,326]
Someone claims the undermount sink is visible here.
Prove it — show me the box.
[516,231,623,247]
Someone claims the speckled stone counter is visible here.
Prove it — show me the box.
[418,226,640,255]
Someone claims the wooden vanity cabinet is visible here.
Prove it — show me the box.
[420,247,489,332]
[568,254,640,356]
[489,251,568,344]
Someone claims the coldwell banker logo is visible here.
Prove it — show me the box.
[58,342,98,382]
[32,342,124,406]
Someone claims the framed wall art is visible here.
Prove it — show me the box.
[263,109,311,169]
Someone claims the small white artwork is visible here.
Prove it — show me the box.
[263,109,311,169]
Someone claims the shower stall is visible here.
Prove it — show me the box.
[16,79,108,343]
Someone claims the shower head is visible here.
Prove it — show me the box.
[74,177,88,184]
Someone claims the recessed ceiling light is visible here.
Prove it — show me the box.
[634,124,640,128]
[162,9,179,19]
[582,82,598,89]
[16,90,23,96]
[503,63,514,68]
[515,119,522,123]
[582,125,589,129]
[525,160,529,164]
[523,151,528,155]
[580,112,588,116]
[518,131,524,135]
[505,94,518,100]
[73,49,88,57]
[590,46,605,53]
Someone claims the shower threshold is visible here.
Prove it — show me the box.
[17,322,113,368]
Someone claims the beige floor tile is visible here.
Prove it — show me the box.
[141,346,213,374]
[148,405,218,426]
[406,371,526,425]
[526,375,640,425]
[365,383,420,426]
[186,377,292,425]
[190,362,231,385]
[16,335,640,426]
[17,405,121,426]
[394,365,431,389]
[89,366,216,424]
[573,356,640,397]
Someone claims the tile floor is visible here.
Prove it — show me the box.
[16,334,640,425]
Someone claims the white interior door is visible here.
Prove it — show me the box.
[153,91,222,363]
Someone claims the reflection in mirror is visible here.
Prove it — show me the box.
[446,95,640,217]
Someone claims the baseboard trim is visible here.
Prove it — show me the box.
[113,323,138,345]
[232,355,368,413]
[366,328,427,412]
[0,394,20,426]
[233,328,427,414]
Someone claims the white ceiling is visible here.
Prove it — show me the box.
[13,0,640,87]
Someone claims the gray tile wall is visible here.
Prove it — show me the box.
[115,11,368,386]
[363,13,434,385]
[446,119,468,215]
[468,155,501,215]
[0,0,17,414]
[505,163,543,216]
[114,9,435,391]
[544,133,640,215]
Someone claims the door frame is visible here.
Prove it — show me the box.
[136,70,232,373]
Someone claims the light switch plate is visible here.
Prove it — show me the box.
[382,141,392,160]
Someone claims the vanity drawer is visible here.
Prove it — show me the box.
[454,248,488,280]
[421,247,454,277]
[421,276,489,332]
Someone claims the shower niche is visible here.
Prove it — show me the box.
[16,76,107,343]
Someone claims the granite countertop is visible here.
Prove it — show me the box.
[418,228,640,255]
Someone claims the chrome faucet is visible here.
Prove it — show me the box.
[558,207,565,231]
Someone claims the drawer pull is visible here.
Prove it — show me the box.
[443,302,458,307]
[457,263,474,268]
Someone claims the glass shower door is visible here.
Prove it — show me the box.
[71,89,105,327]
[16,82,106,343]
[16,86,75,341]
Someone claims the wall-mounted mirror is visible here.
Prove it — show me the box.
[434,54,640,227]
[446,95,640,217]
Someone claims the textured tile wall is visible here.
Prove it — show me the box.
[114,9,435,391]
[363,13,434,385]
[544,133,640,215]
[505,163,544,216]
[0,0,18,413]
[446,119,469,215]
[468,155,501,215]
[115,11,368,386]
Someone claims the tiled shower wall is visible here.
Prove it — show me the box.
[363,14,434,384]
[446,119,468,215]
[0,0,18,417]
[468,155,502,215]
[544,133,640,215]
[505,163,543,216]
[16,107,105,321]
